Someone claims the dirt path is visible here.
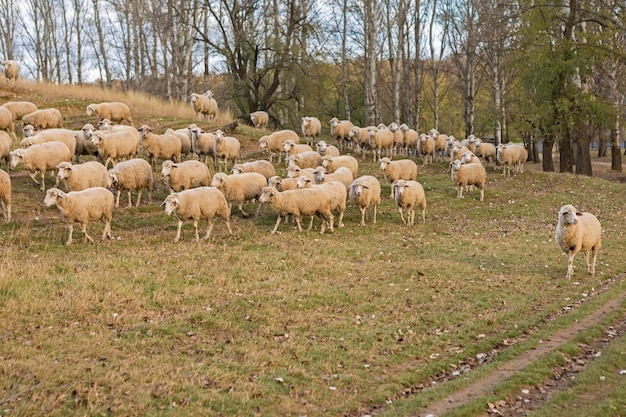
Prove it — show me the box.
[414,285,626,417]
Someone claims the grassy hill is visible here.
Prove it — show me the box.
[1,80,625,416]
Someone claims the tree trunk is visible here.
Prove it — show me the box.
[413,0,421,132]
[341,0,350,120]
[542,137,555,172]
[574,121,592,176]
[92,0,111,87]
[611,115,622,172]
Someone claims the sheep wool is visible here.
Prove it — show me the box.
[348,175,381,226]
[392,179,426,226]
[107,158,154,208]
[259,186,334,234]
[555,204,602,280]
[57,161,108,192]
[161,160,211,192]
[10,141,72,191]
[0,168,11,222]
[250,111,269,130]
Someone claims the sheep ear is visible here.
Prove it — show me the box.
[362,185,369,189]
[160,199,167,207]
[576,212,583,217]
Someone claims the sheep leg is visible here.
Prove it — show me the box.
[421,208,426,224]
[307,216,314,231]
[372,204,378,224]
[193,220,200,242]
[398,207,407,225]
[457,185,464,199]
[325,212,334,233]
[174,220,184,242]
[223,218,232,235]
[238,202,249,218]
[565,249,578,279]
[589,247,598,276]
[479,188,484,202]
[127,191,133,208]
[102,219,112,240]
[408,209,415,227]
[29,170,40,185]
[336,208,345,228]
[114,190,121,208]
[270,215,283,234]
[81,223,95,244]
[135,190,143,207]
[359,207,367,226]
[294,215,303,232]
[39,170,46,192]
[66,224,74,245]
[204,220,214,240]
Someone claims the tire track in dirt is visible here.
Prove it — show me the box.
[414,285,626,417]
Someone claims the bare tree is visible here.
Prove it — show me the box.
[0,0,17,60]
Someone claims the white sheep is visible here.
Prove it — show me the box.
[4,60,19,82]
[90,129,140,169]
[321,155,359,178]
[231,160,276,180]
[267,175,299,191]
[107,158,154,208]
[190,92,217,121]
[0,168,10,222]
[210,172,267,217]
[259,186,334,234]
[555,204,602,280]
[250,111,269,130]
[43,187,114,245]
[348,175,381,226]
[348,126,373,159]
[10,141,72,191]
[189,125,216,166]
[451,159,486,201]
[473,139,497,166]
[367,125,395,162]
[56,161,108,192]
[429,128,449,161]
[1,101,37,120]
[161,160,211,192]
[301,116,322,146]
[315,140,340,157]
[283,139,313,163]
[137,125,182,171]
[86,102,133,125]
[258,130,299,163]
[168,128,193,158]
[22,108,63,129]
[286,164,316,181]
[288,151,322,169]
[0,107,15,139]
[296,177,347,228]
[73,127,99,161]
[213,129,240,172]
[388,122,406,156]
[20,128,77,157]
[496,143,520,177]
[398,124,419,158]
[312,166,353,189]
[162,186,232,242]
[0,130,11,171]
[418,133,436,165]
[392,179,426,226]
[379,157,418,197]
[329,117,354,151]
[460,151,481,165]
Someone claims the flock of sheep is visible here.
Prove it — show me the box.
[0,94,602,280]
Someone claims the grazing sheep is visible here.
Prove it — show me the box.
[379,157,418,197]
[97,118,137,135]
[321,155,359,178]
[0,107,15,139]
[296,177,347,228]
[301,116,322,146]
[73,127,99,161]
[392,179,426,226]
[429,128,449,161]
[189,125,216,166]
[259,186,334,234]
[1,101,37,120]
[162,186,232,242]
[316,140,340,157]
[348,126,373,159]
[10,141,72,191]
[367,125,395,162]
[329,117,354,151]
[210,172,267,217]
[399,124,419,158]
[388,122,406,156]
[86,102,133,125]
[473,138,497,166]
[107,158,154,208]
[555,204,602,280]
[213,129,240,172]
[348,175,381,226]
[231,160,276,180]
[267,175,299,191]
[137,125,182,171]
[312,166,353,189]
[250,111,269,130]
[451,159,486,201]
[283,139,313,163]
[4,60,19,82]
[0,168,10,222]
[20,128,77,157]
[288,151,322,169]
[496,144,518,177]
[22,108,63,129]
[161,160,211,192]
[43,187,114,245]
[168,127,193,158]
[418,133,436,165]
[0,130,11,171]
[90,130,140,169]
[56,161,108,192]
[286,164,316,181]
[258,130,299,163]
[190,92,217,122]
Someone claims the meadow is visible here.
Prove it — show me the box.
[1,81,625,416]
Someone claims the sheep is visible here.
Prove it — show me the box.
[399,124,419,158]
[296,177,347,228]
[189,125,216,166]
[267,175,299,191]
[1,101,37,120]
[316,140,340,157]
[90,130,140,169]
[348,126,373,159]
[312,166,353,189]
[43,187,114,245]
[259,186,334,234]
[86,102,133,125]
[451,159,486,201]
[301,116,322,146]
[107,158,154,208]
[379,157,418,197]
[162,186,232,242]
[161,160,211,192]
[329,117,354,151]
[496,143,521,177]
[212,129,240,172]
[4,60,19,82]
[417,133,436,165]
[97,118,137,135]
[22,108,63,129]
[250,111,269,130]
[460,151,481,165]
[73,127,99,161]
[288,150,322,169]
[429,128,449,161]
[20,128,77,157]
[286,164,316,181]
[555,204,602,280]
[190,92,217,122]
[210,172,267,217]
[392,179,426,226]
[283,139,313,163]
[0,130,11,171]
[388,122,406,156]
[473,138,497,166]
[321,155,358,178]
[168,127,193,158]
[56,161,108,192]
[231,160,276,180]
[0,107,15,139]
[367,125,395,162]
[137,125,182,171]
[10,141,72,191]
[258,130,299,163]
[0,168,10,222]
[511,144,528,174]
[348,175,381,226]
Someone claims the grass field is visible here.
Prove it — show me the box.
[1,81,625,416]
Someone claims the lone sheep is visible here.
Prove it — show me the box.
[555,204,602,280]
[86,102,133,125]
[190,91,217,122]
[4,60,19,82]
[250,111,269,130]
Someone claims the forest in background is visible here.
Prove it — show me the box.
[0,0,624,175]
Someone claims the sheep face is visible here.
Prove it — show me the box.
[137,125,151,138]
[313,169,326,184]
[210,173,226,188]
[82,124,95,139]
[161,160,175,177]
[161,194,180,216]
[106,171,117,188]
[286,166,301,178]
[393,179,408,198]
[86,104,96,116]
[98,118,112,130]
[90,132,104,147]
[379,158,392,171]
[267,176,282,190]
[56,162,73,181]
[43,188,64,208]
[558,205,579,226]
[23,125,35,137]
[349,181,368,197]
[9,150,25,169]
[296,177,311,189]
[316,141,327,153]
[258,187,275,204]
